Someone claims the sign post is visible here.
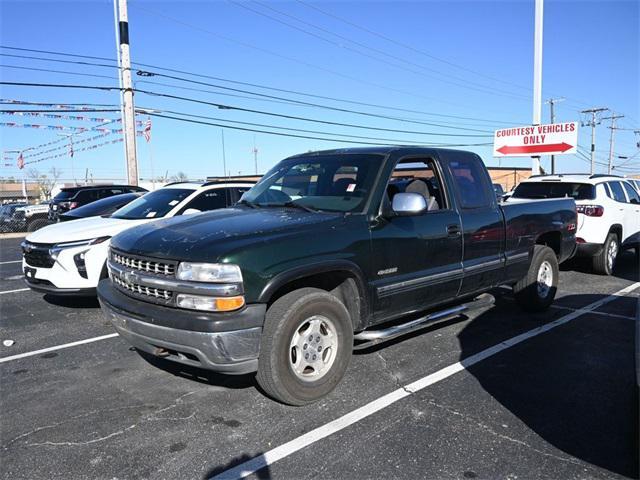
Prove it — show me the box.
[493,122,579,161]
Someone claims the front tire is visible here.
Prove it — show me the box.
[256,288,353,406]
[27,218,51,232]
[513,245,559,312]
[592,232,618,275]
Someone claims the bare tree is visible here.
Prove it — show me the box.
[170,171,189,182]
[27,167,62,201]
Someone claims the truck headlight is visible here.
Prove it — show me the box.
[176,262,243,283]
[176,294,245,312]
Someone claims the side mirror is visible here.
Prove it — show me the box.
[183,208,201,215]
[631,198,639,204]
[391,192,427,216]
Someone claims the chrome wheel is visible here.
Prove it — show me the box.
[537,260,553,298]
[289,315,338,382]
[607,239,618,271]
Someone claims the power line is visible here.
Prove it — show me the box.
[126,5,529,115]
[0,81,495,139]
[295,0,594,111]
[142,111,493,147]
[228,0,531,102]
[133,69,494,133]
[0,48,518,126]
[4,107,447,145]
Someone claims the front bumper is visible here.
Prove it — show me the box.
[24,277,96,296]
[97,280,266,374]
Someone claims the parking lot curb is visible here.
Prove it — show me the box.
[0,233,27,239]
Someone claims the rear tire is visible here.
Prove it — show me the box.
[592,232,618,275]
[256,288,353,406]
[513,245,559,312]
[27,218,51,232]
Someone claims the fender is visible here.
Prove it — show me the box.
[257,260,370,325]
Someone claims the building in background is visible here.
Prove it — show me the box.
[0,182,40,204]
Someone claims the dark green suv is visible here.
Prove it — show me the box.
[98,147,577,405]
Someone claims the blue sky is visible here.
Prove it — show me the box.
[1,0,638,183]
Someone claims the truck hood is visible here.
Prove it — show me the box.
[111,207,344,261]
[26,216,152,244]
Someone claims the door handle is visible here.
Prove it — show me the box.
[447,224,461,237]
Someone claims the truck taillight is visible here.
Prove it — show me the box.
[576,205,604,217]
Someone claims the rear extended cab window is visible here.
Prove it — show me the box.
[512,182,595,200]
[447,155,493,209]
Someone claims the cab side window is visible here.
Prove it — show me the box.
[608,182,627,203]
[387,158,446,211]
[449,155,493,209]
[622,182,640,203]
[179,189,229,213]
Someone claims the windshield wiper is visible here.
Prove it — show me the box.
[281,201,319,213]
[237,199,260,209]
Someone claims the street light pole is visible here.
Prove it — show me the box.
[116,0,139,185]
[531,0,544,176]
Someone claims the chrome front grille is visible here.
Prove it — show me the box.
[112,274,173,301]
[111,250,176,276]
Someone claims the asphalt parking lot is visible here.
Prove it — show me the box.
[1,235,638,480]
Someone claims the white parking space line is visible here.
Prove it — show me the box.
[551,304,636,321]
[0,333,119,364]
[0,260,22,265]
[0,288,29,295]
[212,282,640,480]
[3,275,24,281]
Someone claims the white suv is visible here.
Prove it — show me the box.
[22,181,254,295]
[508,174,640,275]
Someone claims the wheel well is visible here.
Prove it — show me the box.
[535,231,561,257]
[609,224,622,242]
[266,271,366,330]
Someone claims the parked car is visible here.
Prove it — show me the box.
[507,174,640,274]
[48,184,147,221]
[58,192,143,222]
[97,146,576,405]
[0,203,27,232]
[22,181,255,296]
[493,183,505,200]
[13,203,52,232]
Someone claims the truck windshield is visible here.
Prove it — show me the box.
[240,154,384,212]
[111,188,194,219]
[512,182,595,200]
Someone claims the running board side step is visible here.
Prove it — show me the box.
[353,293,495,350]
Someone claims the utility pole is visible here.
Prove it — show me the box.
[221,130,227,179]
[545,97,564,174]
[580,107,608,174]
[252,135,258,175]
[116,0,139,185]
[602,113,624,175]
[531,0,544,176]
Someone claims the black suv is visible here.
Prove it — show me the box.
[49,185,147,220]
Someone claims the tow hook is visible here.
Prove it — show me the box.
[153,347,170,357]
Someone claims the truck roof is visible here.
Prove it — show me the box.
[286,146,478,159]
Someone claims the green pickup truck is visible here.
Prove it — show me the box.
[98,147,577,405]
